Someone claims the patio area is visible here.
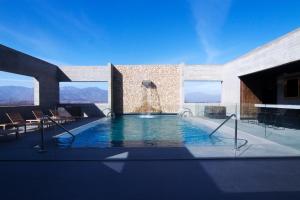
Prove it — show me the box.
[2,157,300,200]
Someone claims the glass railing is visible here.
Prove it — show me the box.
[187,103,300,158]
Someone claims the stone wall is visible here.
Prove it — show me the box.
[113,65,181,114]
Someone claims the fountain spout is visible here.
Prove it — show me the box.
[141,80,153,115]
[136,80,161,116]
[142,80,153,88]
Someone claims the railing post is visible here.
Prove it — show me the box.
[209,113,247,150]
[234,115,238,150]
[38,117,47,153]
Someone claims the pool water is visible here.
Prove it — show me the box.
[57,115,235,148]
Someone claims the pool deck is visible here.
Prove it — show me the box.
[206,117,300,150]
[186,117,300,158]
[1,118,300,199]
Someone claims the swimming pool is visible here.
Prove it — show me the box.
[56,115,237,148]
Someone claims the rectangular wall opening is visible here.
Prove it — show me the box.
[184,80,222,103]
[284,78,300,98]
[59,81,108,104]
[0,71,37,106]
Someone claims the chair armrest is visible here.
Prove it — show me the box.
[0,123,15,130]
[26,119,40,123]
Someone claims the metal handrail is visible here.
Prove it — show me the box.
[102,108,115,118]
[42,115,75,139]
[209,114,248,150]
[179,108,193,117]
[209,114,236,136]
[181,110,193,117]
[106,111,115,118]
[102,108,112,112]
[37,115,75,152]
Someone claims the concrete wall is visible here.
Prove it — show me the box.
[181,64,224,116]
[0,45,60,121]
[58,65,112,117]
[113,65,181,114]
[222,28,300,106]
[0,45,59,108]
[221,28,300,116]
[183,65,223,81]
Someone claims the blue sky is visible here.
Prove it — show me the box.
[0,71,34,87]
[1,0,300,86]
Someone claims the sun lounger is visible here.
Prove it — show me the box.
[58,107,82,120]
[49,109,72,123]
[0,123,19,138]
[32,109,45,120]
[49,107,84,123]
[32,110,58,126]
[0,128,18,138]
[6,112,40,133]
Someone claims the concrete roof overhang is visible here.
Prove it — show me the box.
[0,44,58,79]
[238,59,300,79]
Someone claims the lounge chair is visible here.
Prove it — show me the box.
[0,129,18,138]
[32,109,45,121]
[0,123,19,139]
[57,107,82,120]
[49,109,73,123]
[0,123,14,130]
[6,112,40,133]
[32,110,57,126]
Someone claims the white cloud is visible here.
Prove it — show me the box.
[0,0,105,65]
[30,1,105,43]
[0,25,61,55]
[188,0,232,63]
[0,25,72,65]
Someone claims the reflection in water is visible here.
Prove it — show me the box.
[139,115,156,119]
[110,117,124,147]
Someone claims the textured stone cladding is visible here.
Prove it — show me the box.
[113,65,181,114]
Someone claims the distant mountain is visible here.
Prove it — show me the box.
[0,86,34,105]
[60,86,108,103]
[185,92,220,103]
[0,86,108,105]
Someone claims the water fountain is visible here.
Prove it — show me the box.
[138,80,161,118]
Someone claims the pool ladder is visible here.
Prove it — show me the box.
[178,108,193,117]
[102,108,115,118]
[37,115,75,152]
[209,114,248,150]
